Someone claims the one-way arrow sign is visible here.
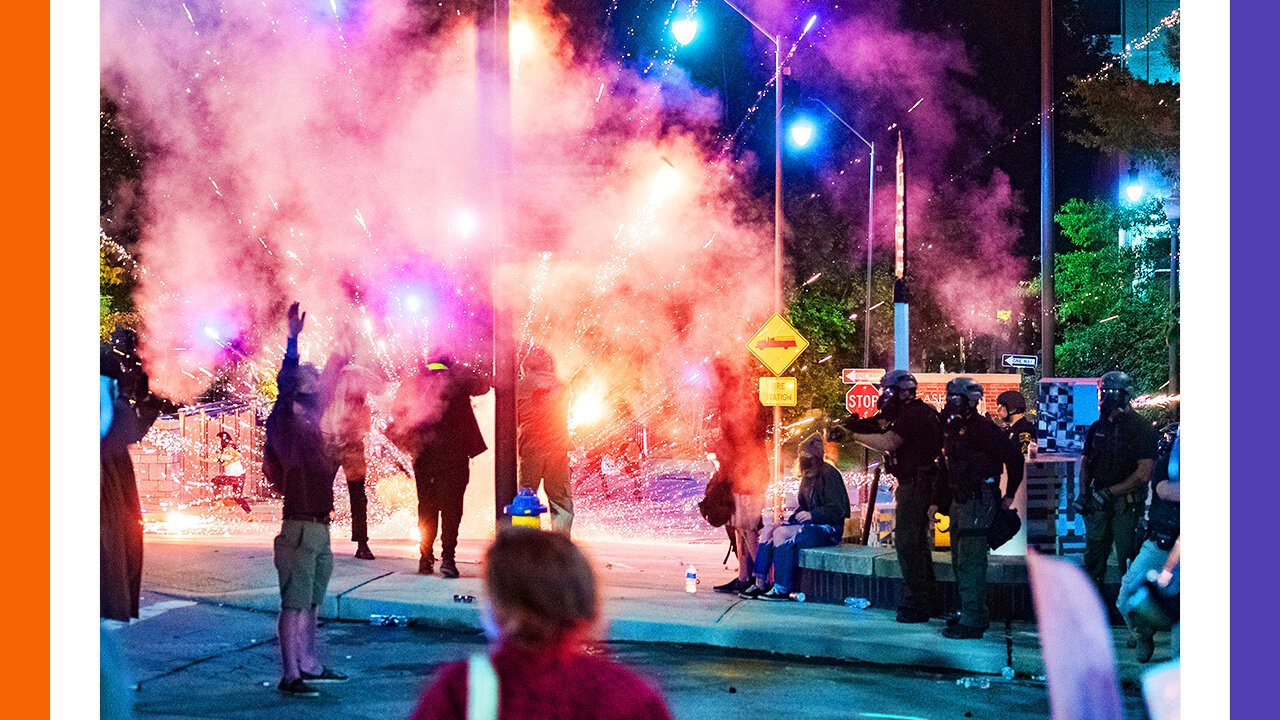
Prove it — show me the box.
[1002,354,1039,369]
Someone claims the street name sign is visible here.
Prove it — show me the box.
[759,376,798,407]
[747,313,809,376]
[1002,354,1039,369]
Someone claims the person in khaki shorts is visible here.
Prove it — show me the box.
[263,302,348,698]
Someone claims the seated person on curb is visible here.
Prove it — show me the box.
[740,435,850,601]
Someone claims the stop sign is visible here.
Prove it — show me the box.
[846,383,879,416]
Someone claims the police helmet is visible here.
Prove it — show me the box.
[996,390,1027,414]
[880,369,918,391]
[945,377,984,407]
[1100,371,1132,395]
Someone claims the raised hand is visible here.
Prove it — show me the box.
[287,301,306,338]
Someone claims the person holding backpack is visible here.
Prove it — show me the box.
[703,358,770,594]
[408,529,673,720]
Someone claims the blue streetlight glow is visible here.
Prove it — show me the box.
[788,118,817,149]
[672,18,698,46]
[1124,161,1144,202]
[803,14,818,34]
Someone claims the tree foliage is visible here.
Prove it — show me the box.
[1065,69,1180,173]
[1053,197,1174,393]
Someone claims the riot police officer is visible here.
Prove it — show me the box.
[994,390,1036,456]
[1079,371,1158,597]
[1117,424,1180,662]
[937,378,1024,639]
[829,369,943,623]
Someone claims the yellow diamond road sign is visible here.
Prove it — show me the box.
[747,313,808,376]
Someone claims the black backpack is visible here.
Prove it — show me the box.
[697,472,735,528]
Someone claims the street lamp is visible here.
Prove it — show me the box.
[672,19,698,46]
[1125,160,1145,203]
[787,117,816,149]
[670,3,810,505]
[791,99,877,368]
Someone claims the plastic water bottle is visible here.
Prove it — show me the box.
[956,677,991,689]
[844,597,871,609]
[685,565,697,593]
[1001,666,1016,681]
[790,592,806,602]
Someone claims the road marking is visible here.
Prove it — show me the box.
[102,599,196,630]
[134,599,197,623]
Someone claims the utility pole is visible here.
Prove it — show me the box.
[479,0,517,525]
[1040,0,1055,377]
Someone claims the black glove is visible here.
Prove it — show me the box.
[1072,488,1113,515]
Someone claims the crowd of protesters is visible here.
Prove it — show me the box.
[101,303,1177,711]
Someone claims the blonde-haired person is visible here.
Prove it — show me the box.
[408,529,673,720]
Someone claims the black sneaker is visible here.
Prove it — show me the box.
[278,678,320,698]
[758,587,792,601]
[355,543,375,560]
[300,667,348,683]
[896,608,931,624]
[1135,634,1155,663]
[713,578,748,594]
[439,560,460,579]
[941,624,985,639]
[418,557,434,575]
[738,585,767,599]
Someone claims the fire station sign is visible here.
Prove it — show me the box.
[747,313,808,376]
[759,376,798,407]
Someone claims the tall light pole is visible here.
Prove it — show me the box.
[1040,0,1056,377]
[704,0,785,498]
[791,100,875,367]
[479,0,517,524]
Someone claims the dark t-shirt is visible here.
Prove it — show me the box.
[1083,410,1158,488]
[409,644,674,720]
[1007,416,1036,455]
[265,352,338,516]
[886,399,943,481]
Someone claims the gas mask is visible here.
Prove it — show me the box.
[943,394,976,428]
[1099,388,1130,416]
[877,387,911,419]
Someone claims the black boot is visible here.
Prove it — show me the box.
[439,557,460,579]
[355,542,375,560]
[418,555,435,575]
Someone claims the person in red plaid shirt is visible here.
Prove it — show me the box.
[408,529,673,720]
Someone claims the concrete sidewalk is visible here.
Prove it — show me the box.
[139,534,1164,683]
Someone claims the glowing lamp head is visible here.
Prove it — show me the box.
[803,14,818,34]
[203,326,221,341]
[1124,161,1144,203]
[788,118,816,149]
[672,19,698,46]
[404,294,422,314]
[1125,180,1144,203]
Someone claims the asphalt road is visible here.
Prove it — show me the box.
[105,591,1148,720]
